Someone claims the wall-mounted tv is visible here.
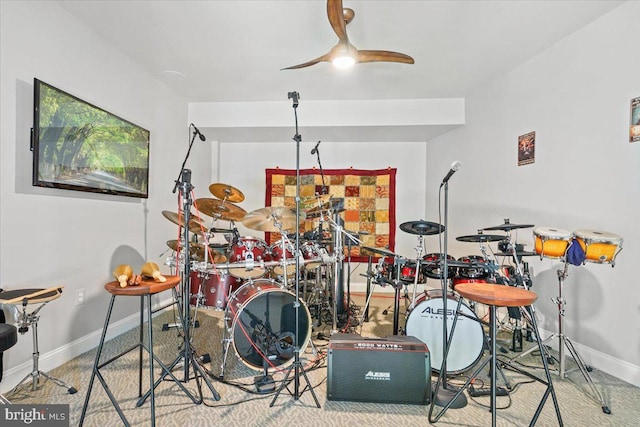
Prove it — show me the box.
[32,78,150,198]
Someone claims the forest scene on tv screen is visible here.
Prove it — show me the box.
[34,80,149,198]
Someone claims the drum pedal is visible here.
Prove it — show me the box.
[469,384,509,397]
[254,374,275,393]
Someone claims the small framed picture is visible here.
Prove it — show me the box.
[518,131,535,166]
[630,97,640,143]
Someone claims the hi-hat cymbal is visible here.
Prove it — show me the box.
[195,198,247,221]
[456,233,505,243]
[242,206,305,232]
[483,219,535,231]
[208,183,245,203]
[162,211,203,234]
[301,194,332,210]
[400,220,444,235]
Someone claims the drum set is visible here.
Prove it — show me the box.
[162,183,343,382]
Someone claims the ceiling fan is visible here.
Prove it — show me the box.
[282,0,414,70]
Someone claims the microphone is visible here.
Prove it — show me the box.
[191,124,206,142]
[441,160,462,185]
[287,91,299,107]
[311,140,321,155]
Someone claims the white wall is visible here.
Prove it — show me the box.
[425,2,640,385]
[0,1,208,390]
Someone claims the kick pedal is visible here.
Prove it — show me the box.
[469,385,509,397]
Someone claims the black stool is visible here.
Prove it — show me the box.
[431,282,563,426]
[79,276,198,427]
[0,323,18,404]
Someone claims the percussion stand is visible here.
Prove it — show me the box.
[3,288,77,395]
[408,235,425,310]
[508,260,611,414]
[270,91,320,408]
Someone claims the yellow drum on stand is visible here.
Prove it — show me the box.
[573,229,623,265]
[533,227,572,259]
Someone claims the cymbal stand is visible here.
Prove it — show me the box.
[409,234,425,310]
[323,213,362,333]
[509,260,610,413]
[270,91,320,408]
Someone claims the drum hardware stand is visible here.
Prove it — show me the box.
[7,290,77,395]
[139,165,220,407]
[508,260,611,414]
[409,235,425,310]
[270,91,320,409]
[429,170,468,417]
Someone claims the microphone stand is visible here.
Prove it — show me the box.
[270,91,320,408]
[429,178,467,420]
[139,131,221,407]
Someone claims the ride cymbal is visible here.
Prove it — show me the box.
[456,233,505,243]
[165,240,227,263]
[195,198,247,221]
[400,220,444,235]
[242,206,305,232]
[162,211,203,234]
[208,183,245,203]
[483,219,535,231]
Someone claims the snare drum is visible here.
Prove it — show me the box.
[573,229,623,265]
[228,236,268,279]
[269,243,297,276]
[457,255,488,279]
[533,227,572,259]
[399,261,420,283]
[405,289,484,374]
[190,270,242,310]
[422,253,457,280]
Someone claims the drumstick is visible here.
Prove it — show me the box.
[1,286,64,305]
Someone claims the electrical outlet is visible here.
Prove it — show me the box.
[76,288,85,306]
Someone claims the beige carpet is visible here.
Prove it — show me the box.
[5,284,640,426]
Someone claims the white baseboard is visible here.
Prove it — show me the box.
[0,297,175,394]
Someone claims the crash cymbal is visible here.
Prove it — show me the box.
[361,246,400,258]
[456,233,505,243]
[208,183,245,203]
[162,211,203,234]
[483,219,535,231]
[399,220,444,235]
[195,198,247,221]
[242,206,305,232]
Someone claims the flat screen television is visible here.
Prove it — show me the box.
[32,78,150,198]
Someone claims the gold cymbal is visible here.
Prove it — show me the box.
[162,211,203,234]
[195,198,247,221]
[242,206,305,232]
[166,240,227,263]
[209,183,245,203]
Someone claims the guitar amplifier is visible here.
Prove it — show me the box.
[327,334,430,405]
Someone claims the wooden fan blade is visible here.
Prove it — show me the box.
[357,50,415,64]
[327,0,348,42]
[281,53,331,70]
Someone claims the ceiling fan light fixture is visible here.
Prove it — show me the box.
[332,54,356,69]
